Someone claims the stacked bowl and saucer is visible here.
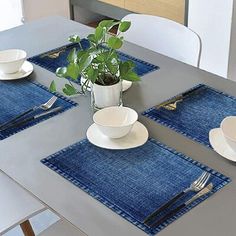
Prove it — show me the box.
[210,116,236,162]
[0,49,33,80]
[87,106,149,149]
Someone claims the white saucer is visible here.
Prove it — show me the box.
[0,61,33,80]
[86,121,148,150]
[209,128,236,162]
[122,80,132,92]
[80,77,132,92]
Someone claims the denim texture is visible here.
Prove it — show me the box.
[41,138,230,235]
[28,39,159,83]
[0,80,77,140]
[142,84,236,148]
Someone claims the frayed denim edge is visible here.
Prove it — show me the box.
[142,84,236,149]
[1,80,78,140]
[41,138,231,236]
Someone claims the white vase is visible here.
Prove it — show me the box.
[91,80,123,110]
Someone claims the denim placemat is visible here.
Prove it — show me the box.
[0,80,77,140]
[142,84,236,148]
[28,38,159,83]
[41,138,230,235]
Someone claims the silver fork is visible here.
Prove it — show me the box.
[184,171,211,193]
[0,96,57,130]
[162,99,183,110]
[38,96,58,110]
[144,171,211,225]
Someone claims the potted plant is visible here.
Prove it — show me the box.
[50,19,140,110]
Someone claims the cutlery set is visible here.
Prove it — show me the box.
[156,86,201,111]
[0,96,60,132]
[0,82,216,231]
[144,171,212,228]
[40,48,66,59]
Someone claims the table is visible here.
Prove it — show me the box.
[0,16,235,236]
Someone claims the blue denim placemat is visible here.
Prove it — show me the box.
[142,84,236,148]
[41,138,230,235]
[0,80,77,140]
[28,38,159,83]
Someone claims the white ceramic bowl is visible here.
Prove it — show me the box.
[0,49,27,74]
[93,106,138,139]
[220,116,236,152]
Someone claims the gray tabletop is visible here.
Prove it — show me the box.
[0,16,235,236]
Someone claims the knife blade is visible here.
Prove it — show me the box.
[148,183,213,228]
[0,106,62,132]
[155,85,202,110]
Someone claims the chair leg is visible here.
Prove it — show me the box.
[20,220,35,236]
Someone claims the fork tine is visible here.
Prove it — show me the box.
[46,96,57,106]
[193,171,207,188]
[199,172,211,187]
[195,172,210,188]
[195,171,207,184]
[45,96,54,106]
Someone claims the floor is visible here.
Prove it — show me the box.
[4,210,60,236]
[0,1,60,235]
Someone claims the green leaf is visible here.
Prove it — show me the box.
[95,26,105,42]
[107,50,118,61]
[64,84,77,95]
[56,67,67,78]
[95,52,107,62]
[87,67,98,83]
[49,81,56,92]
[127,60,135,69]
[99,20,120,32]
[123,71,141,82]
[107,36,123,49]
[119,61,131,77]
[87,34,97,44]
[99,20,115,29]
[119,21,131,32]
[97,64,104,71]
[68,35,81,43]
[77,50,86,59]
[67,48,77,63]
[79,53,93,72]
[107,62,119,75]
[63,88,75,96]
[66,63,80,80]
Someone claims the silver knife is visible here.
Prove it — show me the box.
[0,106,62,132]
[149,183,213,228]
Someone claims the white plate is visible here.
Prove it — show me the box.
[81,77,132,92]
[0,61,33,80]
[122,80,132,92]
[86,121,148,150]
[209,128,236,162]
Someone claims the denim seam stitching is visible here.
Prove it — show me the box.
[1,81,77,140]
[142,84,236,149]
[31,80,78,106]
[28,39,159,79]
[41,138,231,235]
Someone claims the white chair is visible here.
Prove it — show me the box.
[122,14,201,67]
[0,171,85,236]
[0,171,45,235]
[38,220,86,236]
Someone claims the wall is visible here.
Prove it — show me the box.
[188,0,233,78]
[0,0,23,31]
[22,0,70,22]
[73,6,105,24]
[228,0,236,81]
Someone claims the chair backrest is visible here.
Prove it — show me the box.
[122,14,201,67]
